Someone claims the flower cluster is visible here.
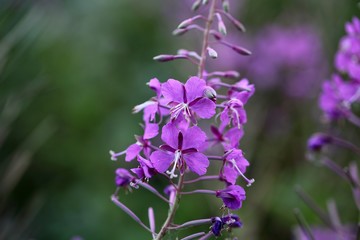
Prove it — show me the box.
[299,17,360,240]
[319,17,360,123]
[109,1,255,239]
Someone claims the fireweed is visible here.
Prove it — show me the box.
[296,17,360,240]
[109,1,255,239]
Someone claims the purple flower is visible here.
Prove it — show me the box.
[162,76,216,122]
[211,217,223,236]
[216,185,246,210]
[115,168,134,187]
[319,74,360,120]
[221,214,242,228]
[210,125,244,150]
[150,123,209,178]
[131,155,157,180]
[133,78,168,122]
[110,123,159,162]
[221,149,253,186]
[335,17,360,80]
[210,214,242,237]
[228,78,255,104]
[307,133,332,152]
[294,226,356,240]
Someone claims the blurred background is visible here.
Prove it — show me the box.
[0,0,359,239]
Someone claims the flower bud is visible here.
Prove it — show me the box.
[192,0,202,11]
[153,54,175,62]
[207,47,218,59]
[231,45,252,56]
[204,86,217,101]
[307,133,332,151]
[222,0,230,12]
[216,13,227,35]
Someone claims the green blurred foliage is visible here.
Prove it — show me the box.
[0,0,359,239]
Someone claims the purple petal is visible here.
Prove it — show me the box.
[125,143,142,162]
[224,127,244,149]
[143,103,158,122]
[144,123,159,139]
[182,126,207,150]
[190,98,216,119]
[161,123,179,149]
[220,108,231,127]
[210,125,223,140]
[183,152,209,176]
[222,165,238,185]
[184,76,207,102]
[162,79,184,103]
[150,150,174,173]
[148,78,162,98]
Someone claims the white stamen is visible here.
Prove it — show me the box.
[230,106,241,129]
[109,150,126,161]
[229,159,255,187]
[166,150,181,178]
[170,103,190,120]
[133,100,156,113]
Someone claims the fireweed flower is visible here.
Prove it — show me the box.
[216,185,246,210]
[150,122,209,178]
[210,214,242,237]
[162,76,216,123]
[218,79,255,129]
[115,168,135,187]
[110,123,159,162]
[110,1,255,239]
[133,78,169,122]
[210,125,244,150]
[131,155,157,180]
[221,148,253,186]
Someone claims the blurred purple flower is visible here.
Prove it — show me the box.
[294,226,356,240]
[335,17,360,81]
[307,133,332,152]
[319,74,360,121]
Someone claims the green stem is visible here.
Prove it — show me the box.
[155,174,185,240]
[198,0,217,78]
[155,1,218,239]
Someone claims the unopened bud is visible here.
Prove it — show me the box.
[223,71,240,78]
[210,30,223,40]
[222,0,230,12]
[223,12,246,32]
[192,0,202,11]
[173,28,188,36]
[207,47,218,59]
[231,45,251,56]
[204,86,217,101]
[216,13,227,35]
[153,54,175,62]
[202,0,209,4]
